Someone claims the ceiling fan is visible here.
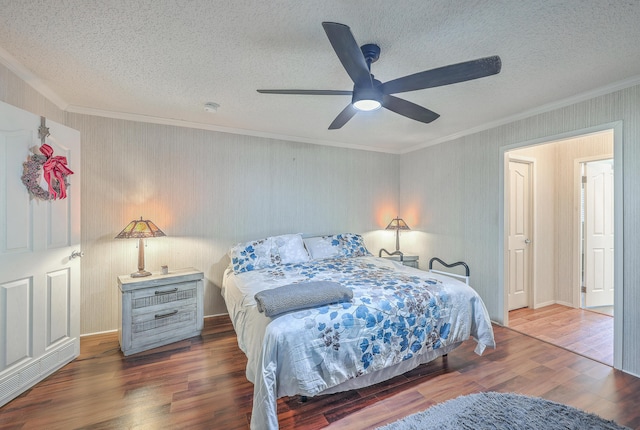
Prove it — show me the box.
[257,22,502,130]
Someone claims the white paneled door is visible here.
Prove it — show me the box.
[508,159,532,310]
[0,101,81,406]
[584,159,614,308]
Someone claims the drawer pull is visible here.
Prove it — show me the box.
[155,310,178,319]
[155,288,178,296]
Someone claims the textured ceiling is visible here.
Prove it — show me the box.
[1,1,640,153]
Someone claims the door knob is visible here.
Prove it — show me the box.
[70,250,84,259]
[524,239,531,244]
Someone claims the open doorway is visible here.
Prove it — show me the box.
[503,129,616,366]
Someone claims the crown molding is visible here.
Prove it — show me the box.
[0,46,69,111]
[401,74,640,154]
[65,105,399,154]
[0,46,396,154]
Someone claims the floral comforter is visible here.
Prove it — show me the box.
[222,256,495,430]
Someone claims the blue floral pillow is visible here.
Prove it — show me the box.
[229,237,280,274]
[334,233,371,257]
[304,233,371,260]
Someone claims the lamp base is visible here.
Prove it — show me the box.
[130,270,152,278]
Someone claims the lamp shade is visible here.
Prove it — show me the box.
[115,217,166,277]
[385,217,410,231]
[115,217,166,239]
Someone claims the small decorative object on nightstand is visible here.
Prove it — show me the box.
[117,267,204,356]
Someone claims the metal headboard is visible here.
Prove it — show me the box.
[428,257,470,285]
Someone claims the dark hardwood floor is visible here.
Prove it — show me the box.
[1,314,639,430]
[509,304,614,366]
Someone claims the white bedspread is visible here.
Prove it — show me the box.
[222,256,495,429]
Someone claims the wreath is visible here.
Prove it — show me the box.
[21,144,73,200]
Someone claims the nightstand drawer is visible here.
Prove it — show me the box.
[131,281,198,312]
[131,303,197,344]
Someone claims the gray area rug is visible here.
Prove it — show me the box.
[376,392,630,429]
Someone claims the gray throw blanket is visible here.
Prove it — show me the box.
[254,281,353,317]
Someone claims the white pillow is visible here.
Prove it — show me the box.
[271,233,310,264]
[303,235,343,260]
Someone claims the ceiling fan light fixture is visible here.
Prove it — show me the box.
[353,99,382,111]
[352,87,382,111]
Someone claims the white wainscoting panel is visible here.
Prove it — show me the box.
[47,268,70,347]
[2,132,33,253]
[0,278,32,370]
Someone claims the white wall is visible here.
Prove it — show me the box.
[400,86,640,376]
[0,63,399,335]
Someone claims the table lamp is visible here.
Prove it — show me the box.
[115,217,166,277]
[379,217,410,259]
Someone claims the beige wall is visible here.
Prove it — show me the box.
[0,63,399,334]
[400,86,640,376]
[510,131,613,308]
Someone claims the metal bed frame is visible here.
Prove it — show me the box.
[428,257,470,285]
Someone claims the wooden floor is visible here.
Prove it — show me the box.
[509,304,614,366]
[1,315,639,430]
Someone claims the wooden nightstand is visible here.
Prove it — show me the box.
[382,255,419,269]
[117,267,204,356]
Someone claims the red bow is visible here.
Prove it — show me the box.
[40,144,74,199]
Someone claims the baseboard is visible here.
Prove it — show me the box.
[531,300,577,309]
[532,300,556,309]
[80,328,117,337]
[204,312,229,318]
[555,300,576,308]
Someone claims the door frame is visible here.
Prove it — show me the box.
[572,154,613,309]
[498,121,623,370]
[506,155,536,310]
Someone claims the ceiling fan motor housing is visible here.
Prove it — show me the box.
[360,43,380,66]
[352,78,383,111]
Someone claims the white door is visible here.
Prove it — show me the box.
[584,159,614,308]
[508,159,532,310]
[0,100,81,407]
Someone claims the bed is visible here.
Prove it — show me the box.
[222,233,495,429]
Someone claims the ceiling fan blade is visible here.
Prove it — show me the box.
[322,22,372,87]
[382,95,440,124]
[381,55,502,95]
[328,104,358,129]
[257,89,352,95]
